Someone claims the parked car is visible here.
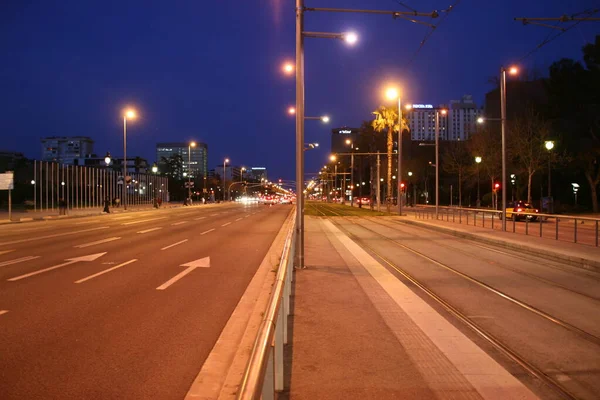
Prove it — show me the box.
[357,197,370,205]
[503,201,539,221]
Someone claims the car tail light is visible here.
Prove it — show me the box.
[535,209,539,212]
[517,208,522,212]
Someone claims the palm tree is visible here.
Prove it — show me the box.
[371,105,408,208]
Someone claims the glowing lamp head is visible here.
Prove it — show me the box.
[345,139,351,145]
[344,32,358,45]
[509,66,518,75]
[545,141,555,151]
[190,141,196,148]
[152,165,158,173]
[330,155,337,162]
[283,63,294,74]
[224,158,230,164]
[385,88,399,101]
[408,171,413,177]
[288,107,296,115]
[475,156,482,164]
[477,117,484,124]
[440,109,447,115]
[124,109,136,119]
[321,116,330,123]
[405,104,413,110]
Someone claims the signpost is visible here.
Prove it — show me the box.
[0,172,15,221]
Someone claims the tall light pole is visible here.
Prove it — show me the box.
[345,139,355,206]
[223,158,229,201]
[385,87,404,215]
[500,66,518,231]
[434,108,447,219]
[187,141,196,201]
[545,140,554,213]
[123,109,136,210]
[475,156,482,207]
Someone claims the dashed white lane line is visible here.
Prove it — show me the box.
[200,228,215,235]
[74,259,138,283]
[0,250,15,256]
[137,227,162,234]
[0,310,8,317]
[0,256,40,267]
[194,216,206,220]
[161,239,188,250]
[75,220,103,225]
[235,218,243,221]
[209,213,219,216]
[244,215,250,218]
[122,217,166,226]
[0,227,110,246]
[74,237,121,248]
[221,222,231,227]
[171,221,188,226]
[111,216,133,220]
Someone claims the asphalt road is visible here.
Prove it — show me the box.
[0,202,291,399]
[330,216,600,400]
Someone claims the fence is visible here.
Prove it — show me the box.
[32,161,168,212]
[414,206,600,247]
[237,212,296,399]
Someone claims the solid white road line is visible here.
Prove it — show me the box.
[235,218,243,221]
[194,216,206,220]
[74,237,121,248]
[221,222,231,227]
[137,227,162,234]
[74,259,138,283]
[161,239,188,250]
[0,310,8,317]
[7,252,107,282]
[171,221,187,226]
[122,217,166,225]
[0,250,15,256]
[111,216,133,220]
[200,228,215,235]
[0,226,110,246]
[0,256,41,268]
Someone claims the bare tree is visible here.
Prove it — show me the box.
[468,127,502,208]
[442,141,471,207]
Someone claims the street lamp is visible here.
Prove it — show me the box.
[500,65,518,231]
[223,158,229,201]
[122,108,136,210]
[385,86,404,216]
[240,167,246,182]
[151,163,158,174]
[187,141,196,201]
[475,156,482,207]
[434,108,447,219]
[283,62,294,75]
[545,140,555,213]
[345,139,356,206]
[104,152,111,166]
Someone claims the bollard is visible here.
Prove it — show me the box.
[539,216,543,238]
[555,218,559,240]
[574,218,578,243]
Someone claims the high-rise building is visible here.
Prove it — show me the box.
[331,127,359,153]
[406,96,482,142]
[156,142,208,179]
[406,105,449,141]
[248,167,268,182]
[448,95,481,141]
[41,136,94,164]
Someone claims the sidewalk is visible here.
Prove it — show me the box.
[398,216,600,272]
[285,217,537,400]
[0,202,217,224]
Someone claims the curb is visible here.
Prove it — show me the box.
[399,218,600,273]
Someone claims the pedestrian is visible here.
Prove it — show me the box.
[59,198,67,215]
[103,197,111,213]
[157,197,162,207]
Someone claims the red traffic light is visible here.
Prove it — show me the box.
[494,183,500,189]
[400,183,405,188]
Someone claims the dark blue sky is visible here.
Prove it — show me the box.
[1,0,599,180]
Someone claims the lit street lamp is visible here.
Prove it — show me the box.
[223,158,229,201]
[122,108,136,210]
[545,140,555,213]
[386,87,404,215]
[475,156,482,207]
[151,163,158,174]
[104,152,111,166]
[500,65,519,230]
[188,141,196,201]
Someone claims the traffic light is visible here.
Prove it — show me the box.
[494,182,500,191]
[400,182,405,192]
[510,174,516,186]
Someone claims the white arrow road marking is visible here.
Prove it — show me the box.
[122,217,166,226]
[156,257,210,290]
[7,253,106,282]
[74,237,121,248]
[75,259,137,283]
[0,256,40,268]
[0,250,16,256]
[0,310,8,317]
[0,227,110,246]
[161,239,188,251]
[171,221,187,226]
[221,222,231,227]
[194,216,206,220]
[137,227,162,234]
[200,228,215,235]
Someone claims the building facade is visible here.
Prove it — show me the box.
[406,105,449,141]
[41,136,94,164]
[331,127,359,153]
[448,95,481,141]
[248,167,268,182]
[156,142,208,179]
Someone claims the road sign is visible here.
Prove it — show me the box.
[0,172,14,190]
[185,182,194,188]
[117,176,124,185]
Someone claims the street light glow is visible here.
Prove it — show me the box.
[344,32,358,45]
[509,66,518,75]
[190,141,196,148]
[405,104,413,110]
[124,109,136,119]
[477,117,484,124]
[545,140,555,150]
[441,109,447,115]
[345,139,351,145]
[330,155,337,162]
[283,62,294,74]
[385,88,399,101]
[225,158,230,164]
[408,171,413,177]
[321,115,330,123]
[288,107,296,115]
[475,156,482,164]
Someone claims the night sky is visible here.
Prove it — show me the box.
[1,0,599,181]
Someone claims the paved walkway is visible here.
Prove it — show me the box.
[285,217,538,400]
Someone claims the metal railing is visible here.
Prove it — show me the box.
[237,212,296,399]
[413,206,600,247]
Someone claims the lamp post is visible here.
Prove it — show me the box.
[475,156,482,207]
[500,66,518,231]
[223,158,229,201]
[122,109,136,210]
[545,140,555,213]
[408,171,415,206]
[188,141,196,201]
[434,108,447,219]
[345,139,355,206]
[385,87,404,216]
